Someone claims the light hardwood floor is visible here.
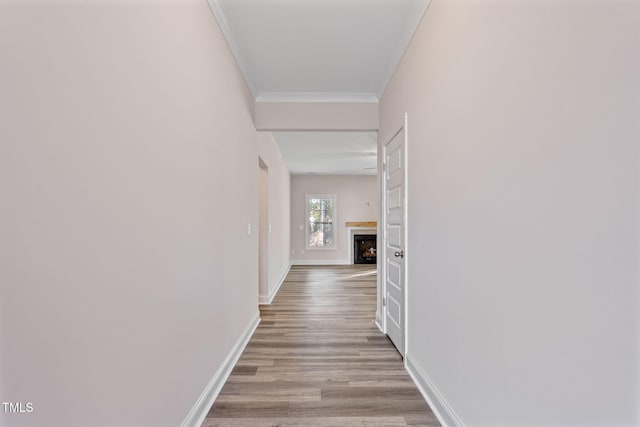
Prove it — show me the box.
[203,265,440,427]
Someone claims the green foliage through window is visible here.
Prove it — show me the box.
[308,196,334,247]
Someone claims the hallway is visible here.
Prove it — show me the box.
[204,265,440,427]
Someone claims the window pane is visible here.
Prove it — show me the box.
[323,223,333,246]
[307,196,334,247]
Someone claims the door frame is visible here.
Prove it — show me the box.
[258,157,269,305]
[378,113,409,358]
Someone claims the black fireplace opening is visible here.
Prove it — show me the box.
[354,234,377,264]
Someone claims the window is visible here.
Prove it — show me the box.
[306,194,336,249]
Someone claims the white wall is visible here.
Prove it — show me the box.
[291,175,378,264]
[380,1,640,426]
[0,1,259,425]
[257,132,291,302]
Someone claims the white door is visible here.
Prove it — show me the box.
[383,121,406,355]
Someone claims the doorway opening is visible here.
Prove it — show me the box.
[258,157,269,304]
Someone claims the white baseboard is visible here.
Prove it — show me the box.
[259,264,291,304]
[181,312,260,427]
[405,353,465,427]
[291,259,351,265]
[374,310,384,333]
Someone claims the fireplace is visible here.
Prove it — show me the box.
[353,234,377,264]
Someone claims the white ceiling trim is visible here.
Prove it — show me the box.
[377,0,432,98]
[256,92,378,104]
[206,0,257,97]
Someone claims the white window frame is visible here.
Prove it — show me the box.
[305,193,337,250]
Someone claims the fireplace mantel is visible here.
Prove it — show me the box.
[345,221,377,228]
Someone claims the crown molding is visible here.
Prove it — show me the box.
[256,92,379,104]
[378,0,432,99]
[206,0,258,97]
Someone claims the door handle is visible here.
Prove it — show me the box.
[394,250,404,258]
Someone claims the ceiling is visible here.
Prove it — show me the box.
[209,0,430,101]
[208,0,430,174]
[273,132,377,175]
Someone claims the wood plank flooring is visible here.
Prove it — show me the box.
[204,265,440,427]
